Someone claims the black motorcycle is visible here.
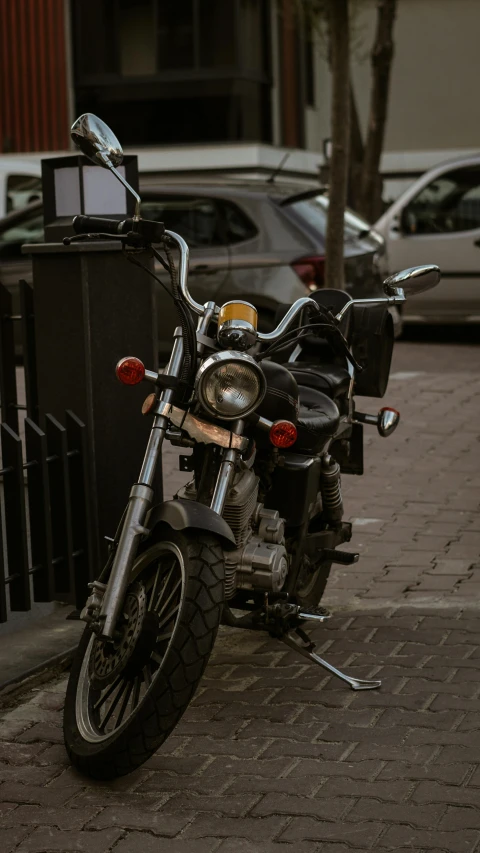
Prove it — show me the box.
[63,114,441,779]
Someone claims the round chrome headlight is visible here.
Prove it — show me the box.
[196,351,266,420]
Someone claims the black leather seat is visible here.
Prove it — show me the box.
[296,386,341,453]
[288,363,351,400]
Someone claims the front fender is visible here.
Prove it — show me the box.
[146,498,236,550]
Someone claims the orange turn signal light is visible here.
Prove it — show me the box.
[269,420,297,449]
[115,356,145,386]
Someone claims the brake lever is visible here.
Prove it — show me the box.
[63,233,128,246]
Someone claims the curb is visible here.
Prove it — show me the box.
[0,644,78,707]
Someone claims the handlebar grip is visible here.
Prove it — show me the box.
[72,215,133,235]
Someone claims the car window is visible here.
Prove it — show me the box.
[140,196,225,248]
[403,166,480,234]
[219,200,257,244]
[140,196,257,247]
[0,210,44,258]
[6,175,42,213]
[289,194,370,242]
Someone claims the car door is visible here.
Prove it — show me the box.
[139,194,229,353]
[384,163,480,321]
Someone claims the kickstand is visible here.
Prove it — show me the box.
[282,628,381,691]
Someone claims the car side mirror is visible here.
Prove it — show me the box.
[383,265,441,297]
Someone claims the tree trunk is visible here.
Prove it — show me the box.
[348,81,364,211]
[325,0,350,290]
[358,0,397,223]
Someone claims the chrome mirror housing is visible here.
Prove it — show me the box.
[71,113,141,218]
[71,113,123,169]
[383,264,441,297]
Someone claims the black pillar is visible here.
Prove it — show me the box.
[27,240,158,570]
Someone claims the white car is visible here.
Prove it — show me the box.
[375,154,480,323]
[0,158,42,219]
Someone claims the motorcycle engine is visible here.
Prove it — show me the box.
[180,469,288,599]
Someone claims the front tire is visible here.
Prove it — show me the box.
[64,530,224,780]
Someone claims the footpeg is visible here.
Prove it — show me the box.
[322,549,359,565]
[297,604,331,622]
[282,629,381,691]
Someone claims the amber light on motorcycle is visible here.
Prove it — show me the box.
[115,357,145,385]
[270,420,297,448]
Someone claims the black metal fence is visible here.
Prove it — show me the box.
[0,280,94,623]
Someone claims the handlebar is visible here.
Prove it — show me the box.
[73,215,134,235]
[68,217,406,342]
[72,214,165,244]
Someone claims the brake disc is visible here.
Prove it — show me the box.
[89,583,147,690]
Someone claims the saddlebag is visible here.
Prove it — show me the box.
[351,304,394,398]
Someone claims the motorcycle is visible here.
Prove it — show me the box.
[63,114,441,779]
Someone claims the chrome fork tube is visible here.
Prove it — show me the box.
[99,328,185,639]
[210,420,244,516]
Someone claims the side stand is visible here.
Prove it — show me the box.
[282,628,381,691]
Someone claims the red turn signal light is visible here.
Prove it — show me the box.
[115,357,145,386]
[269,420,297,449]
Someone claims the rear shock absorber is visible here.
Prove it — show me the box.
[320,455,343,524]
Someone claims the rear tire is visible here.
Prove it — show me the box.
[63,530,224,780]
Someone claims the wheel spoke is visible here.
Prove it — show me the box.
[156,631,174,644]
[156,577,182,619]
[92,676,123,712]
[157,602,180,631]
[98,680,127,731]
[131,676,142,711]
[115,681,134,728]
[153,559,177,612]
[143,665,152,687]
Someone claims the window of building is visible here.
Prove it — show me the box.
[158,0,195,70]
[118,0,156,76]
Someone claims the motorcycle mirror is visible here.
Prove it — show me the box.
[71,113,123,169]
[71,113,141,218]
[383,264,441,297]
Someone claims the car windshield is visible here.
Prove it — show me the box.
[290,194,372,241]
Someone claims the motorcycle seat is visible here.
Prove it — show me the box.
[296,385,341,453]
[287,363,351,400]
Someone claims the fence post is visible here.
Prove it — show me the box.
[66,410,95,609]
[25,417,54,602]
[45,414,75,601]
[1,423,30,611]
[0,283,19,433]
[19,280,38,423]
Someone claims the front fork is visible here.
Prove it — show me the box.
[97,328,184,639]
[96,341,242,640]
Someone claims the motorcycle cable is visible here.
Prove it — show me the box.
[257,323,363,373]
[124,248,197,395]
[160,241,198,387]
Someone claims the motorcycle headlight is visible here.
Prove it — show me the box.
[196,351,266,420]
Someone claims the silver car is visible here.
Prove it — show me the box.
[375,154,480,324]
[0,179,384,355]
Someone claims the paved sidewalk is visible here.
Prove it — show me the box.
[2,608,480,852]
[0,338,479,852]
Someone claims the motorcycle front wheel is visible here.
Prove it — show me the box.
[63,530,224,780]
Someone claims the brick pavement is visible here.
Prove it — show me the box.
[0,339,479,852]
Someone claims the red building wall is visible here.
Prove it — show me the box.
[0,0,70,152]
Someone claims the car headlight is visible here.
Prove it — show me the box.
[196,351,266,420]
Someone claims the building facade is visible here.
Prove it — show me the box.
[1,0,479,188]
